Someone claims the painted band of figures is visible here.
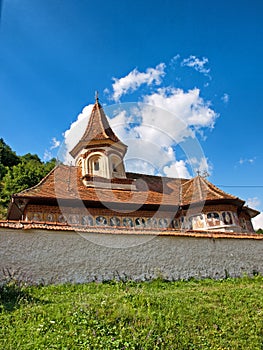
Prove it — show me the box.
[26,210,252,231]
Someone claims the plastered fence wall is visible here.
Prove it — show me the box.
[0,228,262,284]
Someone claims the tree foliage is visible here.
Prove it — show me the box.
[0,139,56,218]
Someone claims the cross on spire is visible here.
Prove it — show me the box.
[95,91,99,103]
[196,169,210,178]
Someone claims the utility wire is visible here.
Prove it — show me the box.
[216,185,263,188]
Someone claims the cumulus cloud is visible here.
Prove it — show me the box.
[181,55,211,76]
[142,87,217,130]
[163,160,190,178]
[108,86,216,176]
[111,63,166,101]
[62,58,218,178]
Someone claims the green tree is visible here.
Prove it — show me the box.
[44,158,57,173]
[0,139,57,219]
[20,153,42,163]
[0,138,20,180]
[1,160,49,208]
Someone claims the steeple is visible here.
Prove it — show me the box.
[70,95,125,159]
[69,94,128,182]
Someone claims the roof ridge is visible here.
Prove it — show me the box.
[69,100,123,158]
[14,164,60,196]
[200,176,238,200]
[81,101,120,143]
[181,177,195,198]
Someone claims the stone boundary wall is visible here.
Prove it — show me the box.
[0,228,262,285]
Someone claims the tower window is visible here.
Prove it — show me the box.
[94,161,99,171]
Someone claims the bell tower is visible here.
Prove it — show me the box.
[70,95,130,187]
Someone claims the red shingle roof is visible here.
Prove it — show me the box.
[181,175,241,205]
[11,165,248,209]
[13,165,184,207]
[70,100,126,158]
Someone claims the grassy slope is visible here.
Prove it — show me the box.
[0,277,262,349]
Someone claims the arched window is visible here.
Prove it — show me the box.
[222,212,233,225]
[68,215,79,225]
[86,153,108,178]
[110,155,125,178]
[135,217,145,228]
[96,216,107,226]
[207,212,220,227]
[58,215,66,223]
[123,217,133,227]
[110,216,120,226]
[240,218,247,230]
[159,218,168,228]
[47,213,54,222]
[146,217,158,228]
[90,156,101,175]
[172,218,179,229]
[82,215,94,226]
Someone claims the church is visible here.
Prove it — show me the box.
[7,97,259,233]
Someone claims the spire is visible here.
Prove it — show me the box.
[70,94,126,159]
[95,90,99,103]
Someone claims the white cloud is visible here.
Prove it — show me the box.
[221,93,229,104]
[62,59,218,178]
[252,212,263,230]
[111,63,166,102]
[43,137,61,161]
[238,157,256,165]
[187,156,212,175]
[43,149,52,161]
[50,137,61,150]
[163,160,190,178]
[246,197,262,231]
[142,87,217,131]
[181,55,210,75]
[60,104,94,164]
[169,54,180,67]
[246,197,261,209]
[108,87,216,176]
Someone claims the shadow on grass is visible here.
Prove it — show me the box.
[0,282,48,312]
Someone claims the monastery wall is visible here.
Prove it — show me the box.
[0,228,262,284]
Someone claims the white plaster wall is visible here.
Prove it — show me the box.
[0,228,262,285]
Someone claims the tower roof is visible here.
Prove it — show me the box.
[70,97,125,158]
[181,175,244,205]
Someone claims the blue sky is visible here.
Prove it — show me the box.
[0,0,263,227]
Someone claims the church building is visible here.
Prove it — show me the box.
[7,97,259,233]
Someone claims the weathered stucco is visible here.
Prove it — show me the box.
[0,228,262,284]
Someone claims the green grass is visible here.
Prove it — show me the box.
[0,277,263,349]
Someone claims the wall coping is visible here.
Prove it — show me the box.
[1,220,262,240]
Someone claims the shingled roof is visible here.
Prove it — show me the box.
[70,98,126,158]
[181,175,242,205]
[8,164,257,221]
[10,165,184,208]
